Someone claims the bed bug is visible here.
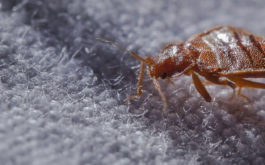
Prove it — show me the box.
[97,26,265,114]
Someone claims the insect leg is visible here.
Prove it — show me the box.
[171,63,195,79]
[165,78,176,88]
[227,77,265,89]
[202,74,252,101]
[236,87,251,102]
[152,78,167,114]
[202,74,236,89]
[146,67,167,114]
[227,77,265,102]
[125,62,145,101]
[191,72,212,102]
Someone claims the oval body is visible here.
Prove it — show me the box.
[147,26,265,108]
[185,26,265,77]
[97,26,265,112]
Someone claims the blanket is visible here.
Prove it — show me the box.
[1,0,265,164]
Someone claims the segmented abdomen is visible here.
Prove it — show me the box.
[186,26,265,73]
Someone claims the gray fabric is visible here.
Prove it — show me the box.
[1,0,265,165]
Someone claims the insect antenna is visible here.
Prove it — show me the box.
[96,36,147,64]
[96,36,150,104]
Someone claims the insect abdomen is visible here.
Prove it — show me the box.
[186,26,265,73]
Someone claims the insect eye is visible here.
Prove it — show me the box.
[161,73,167,79]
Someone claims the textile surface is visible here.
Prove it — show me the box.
[1,0,265,165]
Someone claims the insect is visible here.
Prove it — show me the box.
[97,26,265,114]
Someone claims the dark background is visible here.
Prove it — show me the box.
[1,0,265,164]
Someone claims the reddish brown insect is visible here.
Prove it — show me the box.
[98,26,265,113]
